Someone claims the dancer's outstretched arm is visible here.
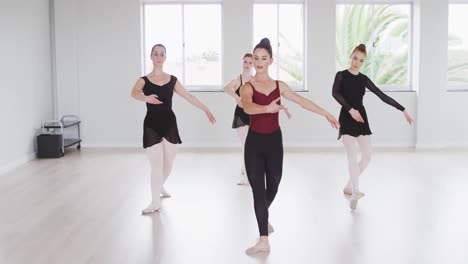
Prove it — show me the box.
[365,77,413,125]
[174,80,216,124]
[279,81,340,129]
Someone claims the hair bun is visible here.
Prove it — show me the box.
[260,38,271,46]
[254,37,273,58]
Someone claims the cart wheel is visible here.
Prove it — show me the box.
[77,144,81,149]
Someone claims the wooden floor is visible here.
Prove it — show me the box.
[1,148,468,264]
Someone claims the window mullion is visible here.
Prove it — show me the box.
[277,4,280,80]
[181,4,186,84]
[371,4,375,80]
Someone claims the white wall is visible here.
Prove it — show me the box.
[54,0,80,118]
[414,0,448,149]
[53,0,464,149]
[0,0,53,174]
[444,93,468,148]
[55,0,142,147]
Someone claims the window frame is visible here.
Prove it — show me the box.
[142,1,224,92]
[447,1,468,92]
[253,0,306,91]
[336,1,414,92]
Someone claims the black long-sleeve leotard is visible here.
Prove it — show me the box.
[332,70,405,139]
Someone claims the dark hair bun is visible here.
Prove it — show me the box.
[260,38,270,46]
[254,37,273,57]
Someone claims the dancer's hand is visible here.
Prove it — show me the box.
[349,108,364,123]
[145,94,163,105]
[403,110,413,125]
[266,97,287,113]
[326,114,340,129]
[205,110,216,124]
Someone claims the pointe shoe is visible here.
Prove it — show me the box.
[141,203,160,214]
[245,239,270,254]
[268,223,274,234]
[349,192,365,210]
[343,187,353,195]
[161,187,171,198]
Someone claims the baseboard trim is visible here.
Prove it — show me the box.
[80,142,468,152]
[0,152,36,176]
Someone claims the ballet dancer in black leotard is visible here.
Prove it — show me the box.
[224,53,253,185]
[332,44,413,210]
[241,38,340,254]
[131,44,216,214]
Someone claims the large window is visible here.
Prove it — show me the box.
[253,1,305,91]
[448,4,468,91]
[336,4,412,91]
[143,2,222,91]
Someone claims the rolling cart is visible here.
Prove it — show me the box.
[37,115,81,158]
[60,115,81,149]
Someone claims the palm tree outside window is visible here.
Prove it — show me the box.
[336,4,412,91]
